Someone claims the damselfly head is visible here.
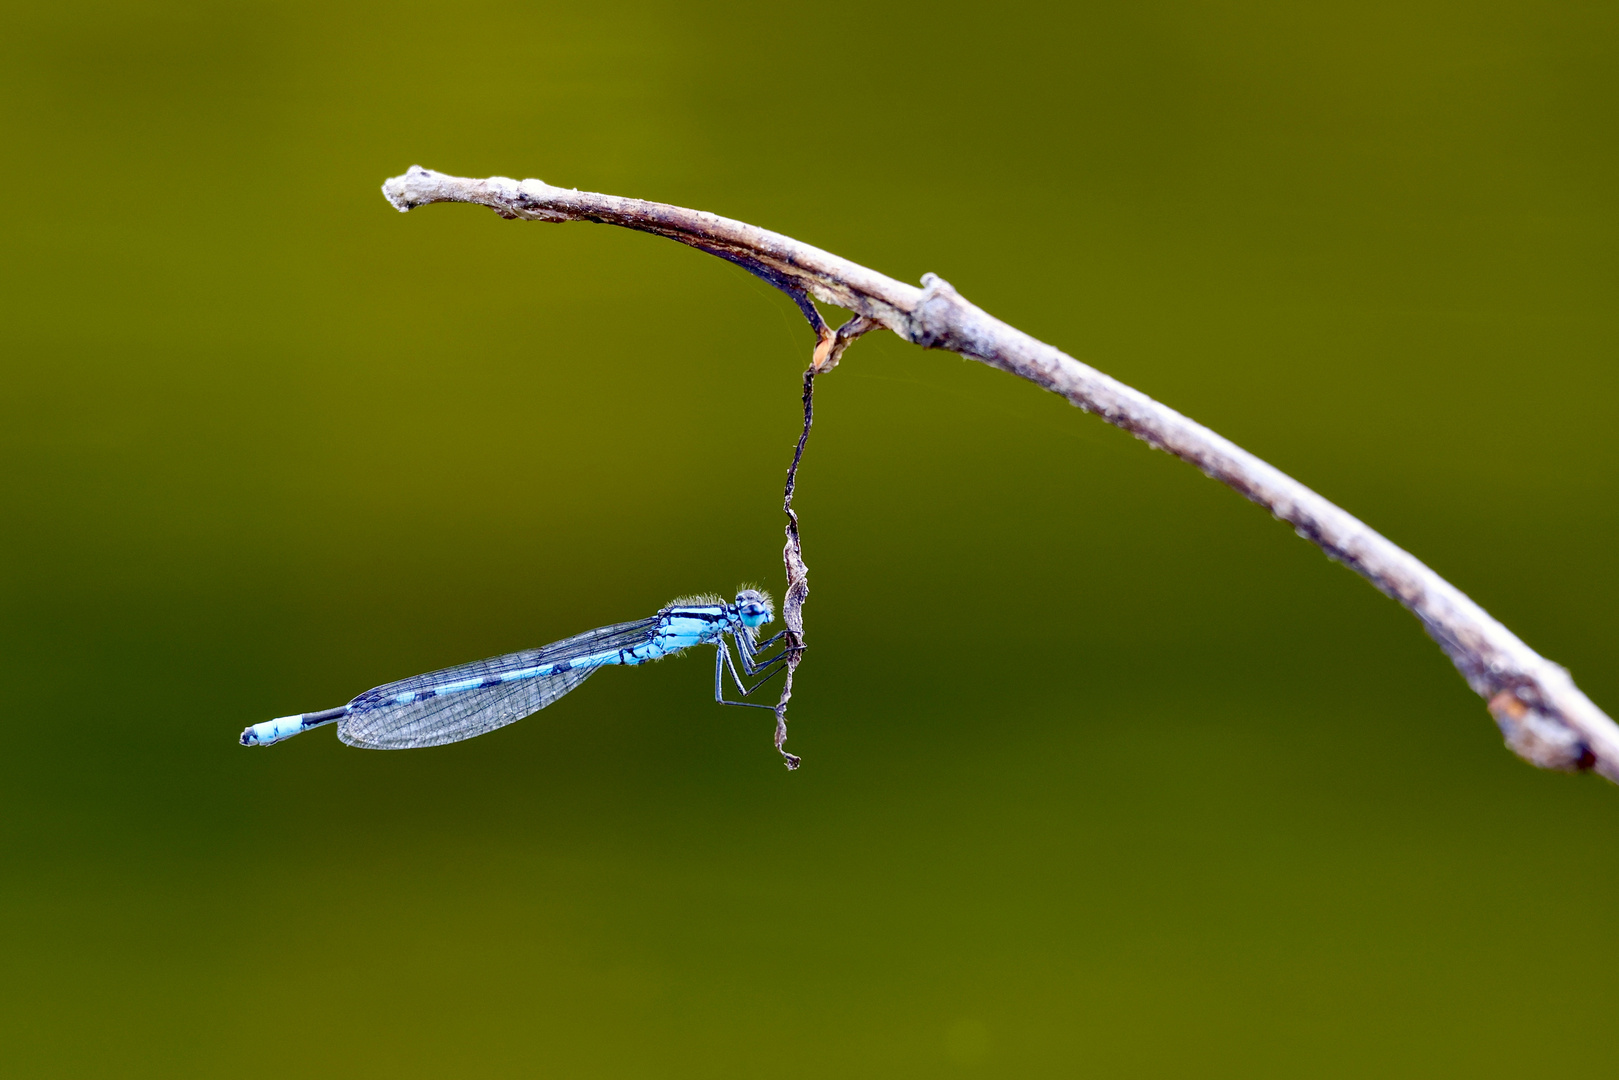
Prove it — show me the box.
[734,588,774,628]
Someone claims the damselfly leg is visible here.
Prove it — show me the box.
[713,638,788,710]
[734,627,793,675]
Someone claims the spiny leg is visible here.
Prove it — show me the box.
[747,628,790,655]
[737,643,789,676]
[712,640,788,710]
[722,635,791,696]
[713,644,773,711]
[735,628,792,675]
[730,648,788,697]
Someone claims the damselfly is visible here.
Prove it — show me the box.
[240,589,789,749]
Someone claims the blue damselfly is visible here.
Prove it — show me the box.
[240,589,788,749]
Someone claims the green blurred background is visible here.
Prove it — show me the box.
[3,0,1616,1075]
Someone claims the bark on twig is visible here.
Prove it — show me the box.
[382,165,1619,784]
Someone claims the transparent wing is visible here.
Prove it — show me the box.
[338,663,601,749]
[338,618,657,750]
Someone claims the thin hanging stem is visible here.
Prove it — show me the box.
[771,316,877,768]
[771,365,816,770]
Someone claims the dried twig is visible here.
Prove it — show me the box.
[771,315,879,768]
[771,367,815,770]
[382,166,1619,783]
[773,312,887,767]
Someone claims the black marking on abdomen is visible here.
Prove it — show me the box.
[301,706,349,728]
[480,676,504,688]
[552,660,572,673]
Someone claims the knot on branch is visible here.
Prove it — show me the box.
[1489,690,1596,773]
[910,273,964,350]
[911,273,998,362]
